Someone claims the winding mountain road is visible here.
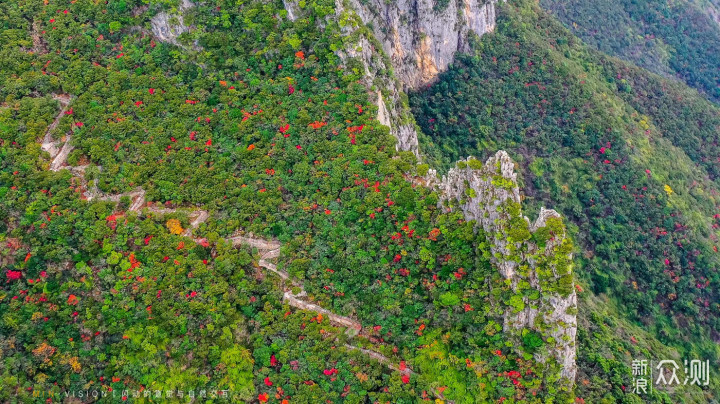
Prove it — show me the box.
[36,95,451,397]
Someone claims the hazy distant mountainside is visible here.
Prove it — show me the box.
[540,0,720,103]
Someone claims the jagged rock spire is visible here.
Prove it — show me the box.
[438,151,578,385]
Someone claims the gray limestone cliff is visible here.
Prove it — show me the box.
[333,23,421,156]
[337,0,499,156]
[438,151,578,386]
[348,0,498,90]
[283,0,422,155]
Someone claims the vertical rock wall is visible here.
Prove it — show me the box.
[338,0,499,156]
[348,0,498,90]
[332,3,422,156]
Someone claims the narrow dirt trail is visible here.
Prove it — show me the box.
[228,235,426,383]
[41,94,72,165]
[282,290,362,331]
[227,236,366,333]
[228,234,281,250]
[84,183,147,212]
[343,344,413,375]
[49,138,74,172]
[39,111,377,353]
[185,210,209,236]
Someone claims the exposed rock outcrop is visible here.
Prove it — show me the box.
[341,0,499,155]
[150,0,195,46]
[438,151,578,386]
[332,15,421,156]
[348,0,498,90]
[283,0,300,21]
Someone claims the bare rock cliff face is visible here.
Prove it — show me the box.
[338,0,499,155]
[438,151,578,386]
[333,31,421,156]
[349,0,498,90]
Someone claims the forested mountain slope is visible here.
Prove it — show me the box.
[0,0,580,403]
[411,1,720,402]
[540,0,720,103]
[2,0,718,402]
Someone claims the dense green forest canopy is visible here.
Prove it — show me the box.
[539,0,720,103]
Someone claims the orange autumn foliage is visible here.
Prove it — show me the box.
[166,219,184,235]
